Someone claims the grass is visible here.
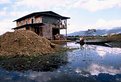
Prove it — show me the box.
[0,45,79,72]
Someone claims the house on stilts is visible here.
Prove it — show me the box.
[13,11,70,40]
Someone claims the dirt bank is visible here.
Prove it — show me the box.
[0,30,58,56]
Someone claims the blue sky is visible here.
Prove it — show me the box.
[0,0,121,35]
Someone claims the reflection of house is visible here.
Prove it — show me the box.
[13,11,70,40]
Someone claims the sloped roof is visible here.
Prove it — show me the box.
[14,11,70,22]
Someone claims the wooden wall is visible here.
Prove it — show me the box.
[42,24,53,40]
[42,16,59,24]
[16,16,42,27]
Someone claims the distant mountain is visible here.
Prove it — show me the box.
[68,27,121,36]
[107,27,121,34]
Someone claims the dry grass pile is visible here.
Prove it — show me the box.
[0,30,57,56]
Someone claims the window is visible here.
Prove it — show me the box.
[31,19,34,24]
[26,21,28,24]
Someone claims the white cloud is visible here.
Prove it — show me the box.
[94,19,121,29]
[15,0,72,10]
[73,0,121,12]
[0,0,11,4]
[0,9,30,35]
[0,19,15,35]
[15,0,121,12]
[0,10,8,17]
[9,11,30,19]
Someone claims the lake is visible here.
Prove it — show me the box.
[0,42,121,82]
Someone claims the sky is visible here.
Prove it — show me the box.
[0,0,121,35]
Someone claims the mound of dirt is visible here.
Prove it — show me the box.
[0,30,58,56]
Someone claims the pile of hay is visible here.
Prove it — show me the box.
[0,30,57,56]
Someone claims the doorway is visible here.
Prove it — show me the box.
[52,28,60,40]
[34,27,43,36]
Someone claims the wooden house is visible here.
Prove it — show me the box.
[13,11,70,40]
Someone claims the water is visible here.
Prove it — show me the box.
[0,42,121,82]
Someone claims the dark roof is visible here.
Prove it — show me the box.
[12,23,44,29]
[14,11,70,22]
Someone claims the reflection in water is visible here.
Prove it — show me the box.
[87,64,121,75]
[96,47,107,57]
[0,42,121,82]
[96,46,121,57]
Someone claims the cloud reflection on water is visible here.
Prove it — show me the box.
[87,64,121,76]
